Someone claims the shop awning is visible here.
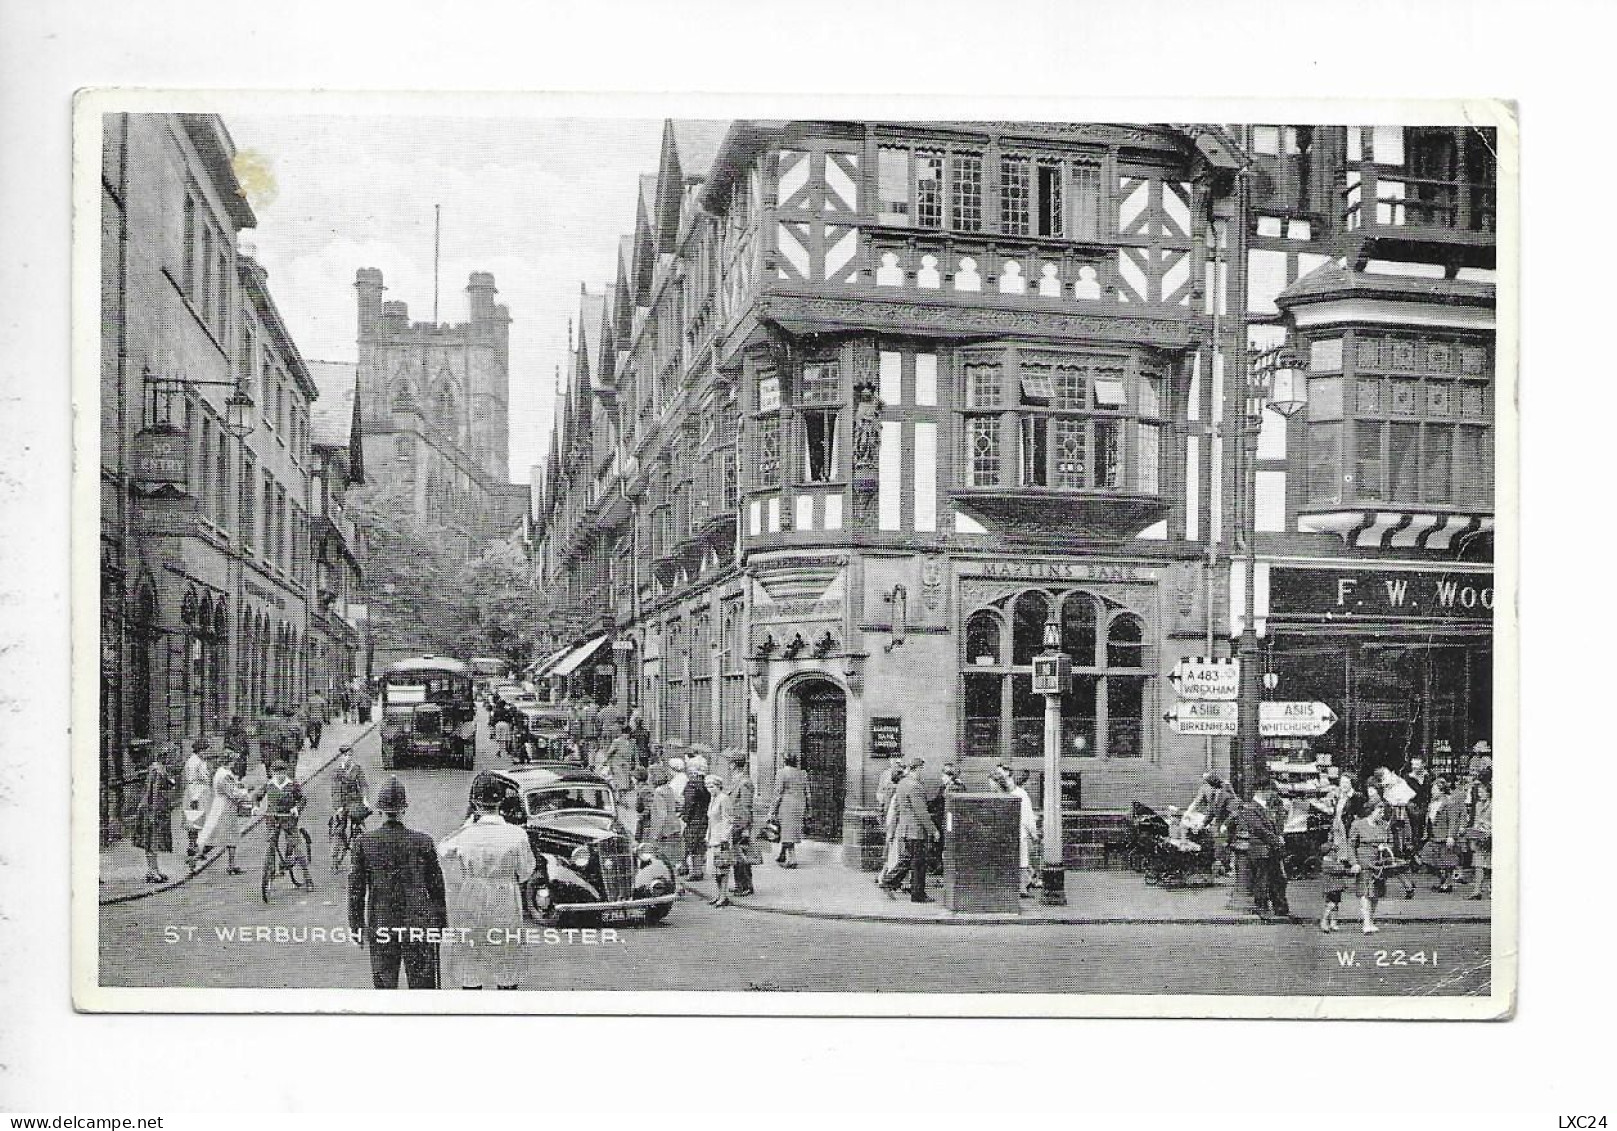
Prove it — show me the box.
[549,634,611,679]
[525,644,572,679]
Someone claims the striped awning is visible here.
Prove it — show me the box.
[550,634,611,679]
[525,644,572,678]
[1296,511,1493,551]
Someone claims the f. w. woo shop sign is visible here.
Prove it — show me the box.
[1270,566,1495,622]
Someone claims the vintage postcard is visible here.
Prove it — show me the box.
[72,90,1516,1017]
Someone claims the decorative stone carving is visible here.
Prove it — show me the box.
[918,554,947,623]
[759,294,1194,349]
[851,355,883,489]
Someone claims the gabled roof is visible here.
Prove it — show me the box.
[577,289,607,392]
[669,119,731,181]
[306,360,359,448]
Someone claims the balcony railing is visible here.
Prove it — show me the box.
[856,230,1118,303]
[1342,166,1497,236]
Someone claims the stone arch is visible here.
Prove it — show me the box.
[774,671,850,842]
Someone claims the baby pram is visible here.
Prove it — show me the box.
[1130,802,1215,887]
[1281,800,1333,880]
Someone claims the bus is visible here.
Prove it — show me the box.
[380,655,477,770]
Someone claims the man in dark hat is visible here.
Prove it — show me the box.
[348,777,448,989]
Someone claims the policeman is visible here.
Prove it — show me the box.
[348,777,448,989]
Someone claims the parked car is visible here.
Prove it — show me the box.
[472,764,676,927]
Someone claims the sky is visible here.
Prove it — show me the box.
[225,113,669,485]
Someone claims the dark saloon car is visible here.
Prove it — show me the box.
[471,764,675,926]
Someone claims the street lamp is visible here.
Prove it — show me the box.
[1033,618,1070,905]
[1234,346,1307,798]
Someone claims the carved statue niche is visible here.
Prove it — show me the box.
[851,357,883,490]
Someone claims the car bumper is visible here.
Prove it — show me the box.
[550,894,674,914]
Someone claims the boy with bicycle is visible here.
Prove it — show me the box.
[261,760,310,882]
[329,744,371,868]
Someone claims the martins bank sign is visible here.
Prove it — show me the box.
[1270,566,1495,622]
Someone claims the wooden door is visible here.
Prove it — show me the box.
[799,686,846,841]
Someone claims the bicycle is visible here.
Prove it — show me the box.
[328,805,368,872]
[261,814,315,902]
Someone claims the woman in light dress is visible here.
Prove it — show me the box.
[181,739,212,872]
[437,774,540,990]
[198,749,252,875]
[991,768,1039,897]
[705,774,734,907]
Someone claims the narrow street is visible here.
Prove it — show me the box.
[98,706,1490,997]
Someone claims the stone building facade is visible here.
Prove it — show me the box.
[527,117,1501,866]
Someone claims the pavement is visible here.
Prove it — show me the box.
[98,714,378,905]
[680,847,1494,926]
[97,709,1494,996]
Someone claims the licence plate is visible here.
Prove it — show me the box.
[600,908,646,923]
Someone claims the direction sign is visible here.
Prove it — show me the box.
[1164,700,1238,736]
[1168,657,1240,700]
[1258,701,1339,737]
[1165,700,1340,738]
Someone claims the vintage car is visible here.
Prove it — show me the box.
[473,764,675,926]
[515,706,577,764]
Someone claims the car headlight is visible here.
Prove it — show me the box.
[569,846,592,869]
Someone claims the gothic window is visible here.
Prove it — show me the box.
[962,588,1152,762]
[432,383,457,435]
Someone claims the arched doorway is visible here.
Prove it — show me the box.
[791,679,847,842]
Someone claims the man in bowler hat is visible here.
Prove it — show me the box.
[348,776,448,989]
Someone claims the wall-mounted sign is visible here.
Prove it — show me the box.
[1270,566,1494,622]
[975,560,1149,584]
[758,376,781,413]
[132,430,188,484]
[869,716,902,757]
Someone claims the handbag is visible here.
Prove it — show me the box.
[739,842,764,866]
[712,843,735,870]
[759,818,781,844]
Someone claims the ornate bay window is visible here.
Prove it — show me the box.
[1304,333,1493,511]
[962,587,1152,763]
[955,344,1169,537]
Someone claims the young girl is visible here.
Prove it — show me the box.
[1319,853,1351,932]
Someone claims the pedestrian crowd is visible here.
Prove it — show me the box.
[1179,741,1496,933]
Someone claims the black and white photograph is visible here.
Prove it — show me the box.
[74,95,1515,1016]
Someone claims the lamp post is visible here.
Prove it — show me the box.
[1033,618,1070,905]
[1233,346,1307,798]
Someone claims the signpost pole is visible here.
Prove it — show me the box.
[1038,620,1066,906]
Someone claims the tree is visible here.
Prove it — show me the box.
[347,480,548,664]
